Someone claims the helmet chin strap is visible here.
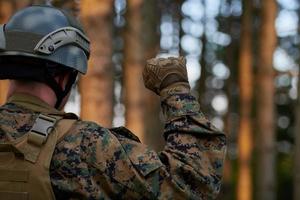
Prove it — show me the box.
[44,70,78,109]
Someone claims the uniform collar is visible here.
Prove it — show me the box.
[7,93,64,115]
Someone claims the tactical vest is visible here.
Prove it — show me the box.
[0,113,77,200]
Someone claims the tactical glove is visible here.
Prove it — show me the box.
[143,56,190,96]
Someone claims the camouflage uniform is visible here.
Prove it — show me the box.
[0,90,226,200]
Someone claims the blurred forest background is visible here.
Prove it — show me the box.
[0,0,299,199]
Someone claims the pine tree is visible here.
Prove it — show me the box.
[294,41,300,200]
[142,0,164,150]
[256,1,277,199]
[237,0,253,199]
[79,0,114,127]
[123,0,146,140]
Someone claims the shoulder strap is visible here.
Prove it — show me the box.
[17,114,61,163]
[16,114,77,163]
[55,118,77,143]
[42,118,77,170]
[54,113,78,143]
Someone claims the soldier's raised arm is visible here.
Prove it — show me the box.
[71,57,227,199]
[141,56,226,199]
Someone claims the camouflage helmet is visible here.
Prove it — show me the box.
[0,5,90,75]
[0,5,90,108]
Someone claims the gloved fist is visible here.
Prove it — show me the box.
[143,56,190,95]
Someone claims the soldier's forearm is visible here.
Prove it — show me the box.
[158,91,227,198]
[161,89,223,136]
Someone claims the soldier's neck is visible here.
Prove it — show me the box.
[7,80,57,108]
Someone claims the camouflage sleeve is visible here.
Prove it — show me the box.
[105,91,225,199]
[50,91,226,199]
[109,91,226,199]
[156,91,226,199]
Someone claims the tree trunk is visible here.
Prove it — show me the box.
[0,0,15,21]
[142,0,164,150]
[221,1,240,199]
[123,0,146,140]
[16,0,45,9]
[237,0,253,199]
[294,48,300,200]
[256,1,277,199]
[15,0,32,9]
[294,79,300,199]
[51,0,80,16]
[199,34,207,106]
[79,0,114,127]
[198,0,207,111]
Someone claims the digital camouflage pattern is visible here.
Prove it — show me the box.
[0,91,226,200]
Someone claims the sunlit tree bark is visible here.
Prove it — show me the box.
[15,0,28,9]
[237,0,253,199]
[123,0,146,140]
[256,1,277,199]
[16,0,46,9]
[51,0,79,16]
[0,0,15,21]
[15,0,32,9]
[80,0,114,127]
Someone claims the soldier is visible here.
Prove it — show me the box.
[0,5,226,200]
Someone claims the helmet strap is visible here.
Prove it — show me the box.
[44,70,78,109]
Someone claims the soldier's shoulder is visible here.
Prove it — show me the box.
[68,119,140,141]
[68,120,109,139]
[73,120,103,131]
[0,103,36,140]
[109,126,140,142]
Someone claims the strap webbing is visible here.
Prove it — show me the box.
[15,113,77,164]
[0,191,28,200]
[18,114,60,163]
[56,119,77,143]
[0,169,29,182]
